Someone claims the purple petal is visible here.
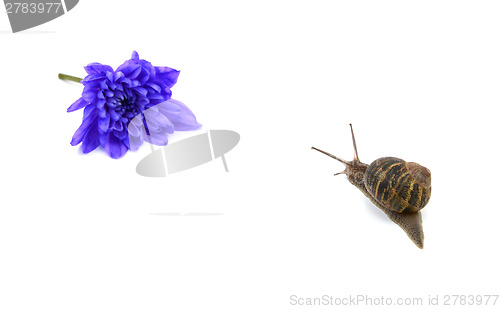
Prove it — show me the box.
[113,128,128,140]
[154,66,180,88]
[105,70,114,82]
[131,51,139,61]
[158,99,202,131]
[150,130,169,146]
[144,110,174,134]
[84,63,113,75]
[129,66,142,80]
[127,120,141,137]
[147,87,171,105]
[97,99,106,110]
[104,133,128,159]
[98,113,110,132]
[82,87,98,102]
[145,82,161,93]
[114,71,125,82]
[117,62,139,78]
[67,97,88,112]
[81,122,100,153]
[142,116,159,132]
[116,52,141,76]
[133,87,148,97]
[109,109,120,121]
[122,135,130,149]
[114,121,123,131]
[139,60,155,81]
[128,135,144,151]
[82,74,105,83]
[148,93,168,101]
[83,104,97,118]
[127,116,146,151]
[70,111,97,146]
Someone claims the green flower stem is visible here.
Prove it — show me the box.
[58,73,83,83]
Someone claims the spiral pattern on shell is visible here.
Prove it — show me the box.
[364,157,431,213]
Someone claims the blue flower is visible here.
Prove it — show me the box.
[67,51,201,159]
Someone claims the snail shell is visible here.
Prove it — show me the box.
[365,157,432,214]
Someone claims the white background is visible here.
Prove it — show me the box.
[1,1,499,308]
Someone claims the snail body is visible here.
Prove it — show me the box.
[312,125,432,249]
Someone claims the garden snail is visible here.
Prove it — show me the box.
[312,124,432,249]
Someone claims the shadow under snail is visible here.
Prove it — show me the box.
[312,124,432,249]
